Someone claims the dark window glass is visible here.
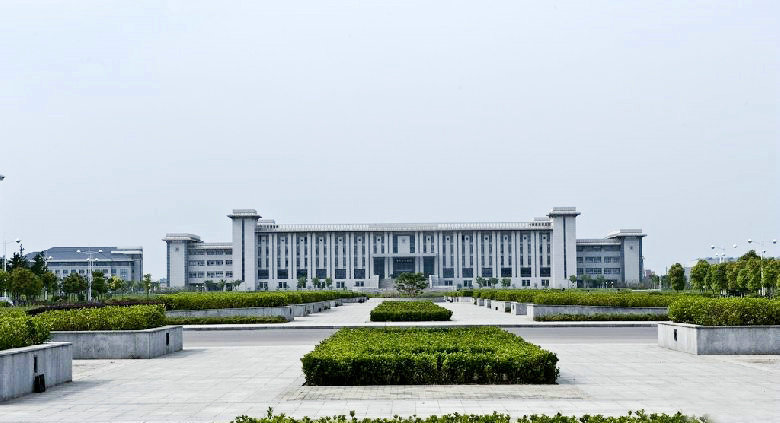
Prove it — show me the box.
[462,268,473,278]
[501,267,512,277]
[540,267,551,277]
[521,267,531,277]
[482,268,492,277]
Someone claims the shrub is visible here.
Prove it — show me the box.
[34,305,166,331]
[26,299,162,316]
[668,297,780,326]
[232,411,707,423]
[533,292,676,307]
[160,290,359,310]
[165,316,287,325]
[0,316,50,351]
[370,301,453,321]
[534,313,669,322]
[301,327,559,385]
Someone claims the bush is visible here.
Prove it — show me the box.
[301,327,558,385]
[0,316,50,351]
[668,297,780,326]
[462,289,549,302]
[534,313,669,322]
[370,301,453,321]
[533,292,677,307]
[232,411,707,423]
[160,291,360,310]
[165,316,287,325]
[26,299,162,316]
[34,305,166,331]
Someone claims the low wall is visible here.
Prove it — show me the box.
[528,304,668,320]
[341,297,367,303]
[166,306,294,321]
[291,304,309,317]
[476,298,485,306]
[378,297,446,303]
[491,300,510,312]
[50,326,183,359]
[510,302,528,315]
[658,322,780,355]
[0,342,72,402]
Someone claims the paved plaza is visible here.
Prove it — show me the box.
[1,302,777,423]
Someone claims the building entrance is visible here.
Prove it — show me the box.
[392,257,415,277]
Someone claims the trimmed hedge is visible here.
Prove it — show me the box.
[668,297,780,326]
[301,327,559,385]
[160,291,361,310]
[0,316,50,351]
[370,301,453,322]
[34,305,167,331]
[534,313,669,322]
[232,411,707,423]
[165,316,287,325]
[533,292,676,307]
[457,289,549,303]
[26,299,162,316]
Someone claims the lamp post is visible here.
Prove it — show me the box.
[76,249,102,302]
[2,238,21,272]
[710,244,738,264]
[746,239,777,259]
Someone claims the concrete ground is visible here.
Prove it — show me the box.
[1,302,777,423]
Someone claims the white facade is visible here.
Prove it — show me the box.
[27,247,144,282]
[164,207,646,290]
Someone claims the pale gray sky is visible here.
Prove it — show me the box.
[1,0,777,278]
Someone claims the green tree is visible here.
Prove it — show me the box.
[62,273,87,299]
[0,270,9,294]
[40,271,58,299]
[394,272,428,297]
[736,265,750,293]
[690,260,710,292]
[311,277,321,289]
[142,273,153,298]
[10,268,42,302]
[568,274,577,288]
[108,275,125,293]
[324,277,333,289]
[216,279,226,291]
[746,260,762,294]
[204,280,217,291]
[739,250,760,262]
[297,276,307,290]
[30,252,48,276]
[487,277,499,287]
[7,251,29,271]
[91,270,108,299]
[726,261,741,292]
[760,259,777,294]
[231,279,243,291]
[668,263,686,292]
[500,278,511,288]
[475,277,487,288]
[708,263,728,295]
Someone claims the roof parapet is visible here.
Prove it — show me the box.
[606,229,646,238]
[162,233,201,242]
[228,209,261,219]
[548,207,580,217]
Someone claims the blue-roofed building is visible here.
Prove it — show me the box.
[25,247,144,282]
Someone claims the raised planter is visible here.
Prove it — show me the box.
[50,326,183,359]
[379,297,446,303]
[476,298,484,306]
[491,300,510,312]
[0,342,72,402]
[342,297,367,303]
[510,302,528,315]
[291,304,310,317]
[527,304,668,320]
[483,299,492,308]
[166,305,294,321]
[658,322,780,355]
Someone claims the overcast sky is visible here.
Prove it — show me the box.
[1,0,777,278]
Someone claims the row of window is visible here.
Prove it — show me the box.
[577,268,622,275]
[54,268,129,278]
[188,271,234,279]
[576,245,621,252]
[188,260,233,267]
[187,249,232,256]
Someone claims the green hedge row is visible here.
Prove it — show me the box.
[165,316,287,325]
[301,327,559,385]
[0,316,50,351]
[369,301,453,322]
[534,313,669,322]
[454,289,550,303]
[533,292,675,307]
[35,305,167,331]
[160,291,361,310]
[232,411,706,423]
[668,297,780,326]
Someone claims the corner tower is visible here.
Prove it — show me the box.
[548,207,580,288]
[229,209,261,291]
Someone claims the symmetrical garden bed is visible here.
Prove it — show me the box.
[301,327,558,385]
[369,301,453,321]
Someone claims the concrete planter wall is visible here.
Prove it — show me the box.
[527,304,668,320]
[291,304,309,317]
[491,300,510,312]
[510,302,528,315]
[50,326,183,359]
[166,306,294,321]
[341,297,367,303]
[658,322,780,355]
[0,342,72,402]
[476,298,484,306]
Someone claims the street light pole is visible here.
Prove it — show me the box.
[76,249,102,302]
[2,238,21,272]
[710,244,738,264]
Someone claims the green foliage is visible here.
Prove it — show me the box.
[533,291,676,307]
[9,268,43,302]
[534,313,669,322]
[231,410,707,423]
[689,260,710,292]
[0,316,50,351]
[30,252,48,276]
[394,272,428,297]
[301,327,559,385]
[91,271,108,298]
[297,276,307,289]
[707,263,728,294]
[369,301,452,321]
[500,278,511,288]
[62,273,88,297]
[165,316,287,325]
[668,297,779,326]
[668,263,686,291]
[34,304,166,331]
[160,291,360,310]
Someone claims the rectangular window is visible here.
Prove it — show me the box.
[354,281,364,287]
[461,268,473,278]
[481,268,492,277]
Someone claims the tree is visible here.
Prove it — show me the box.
[9,268,42,303]
[690,260,710,292]
[7,252,29,272]
[761,259,777,295]
[142,273,153,298]
[581,274,593,289]
[726,261,741,292]
[41,271,58,299]
[746,260,762,294]
[311,277,321,289]
[324,277,333,289]
[708,263,728,296]
[394,272,428,297]
[216,279,226,291]
[739,250,760,262]
[204,280,217,291]
[736,265,750,293]
[668,263,686,292]
[568,274,577,288]
[475,277,487,288]
[0,270,9,294]
[648,274,660,289]
[297,276,307,290]
[487,277,499,288]
[500,278,511,288]
[30,252,48,276]
[91,270,108,299]
[108,275,125,293]
[231,279,243,291]
[62,273,87,299]
[594,275,607,289]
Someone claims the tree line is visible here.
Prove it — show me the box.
[667,250,779,296]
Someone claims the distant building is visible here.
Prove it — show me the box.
[164,207,646,291]
[26,247,144,282]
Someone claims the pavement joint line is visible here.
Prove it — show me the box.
[183,322,659,330]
